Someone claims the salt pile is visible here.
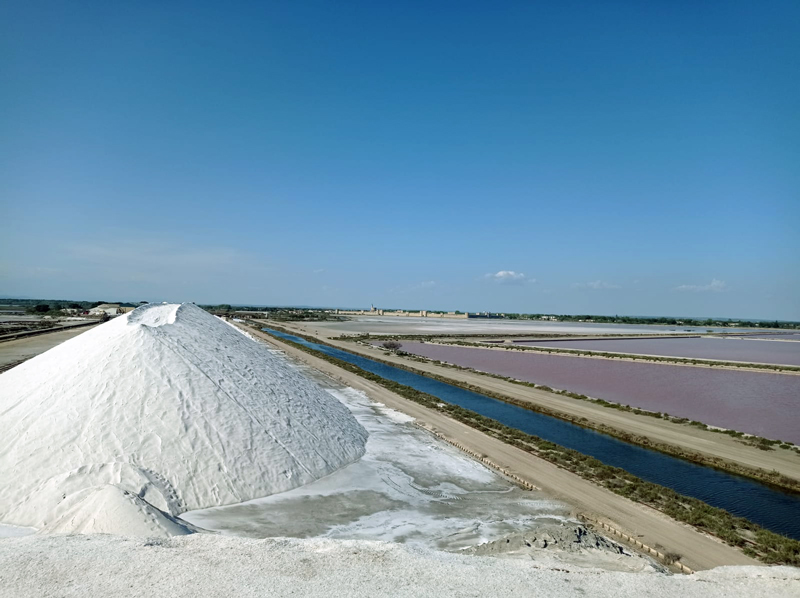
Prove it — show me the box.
[0,303,367,536]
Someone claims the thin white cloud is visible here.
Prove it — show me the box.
[313,268,326,274]
[486,271,533,284]
[573,280,620,290]
[675,279,727,293]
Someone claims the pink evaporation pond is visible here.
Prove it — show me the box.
[397,342,800,444]
[515,337,800,366]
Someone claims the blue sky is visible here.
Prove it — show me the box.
[2,1,798,319]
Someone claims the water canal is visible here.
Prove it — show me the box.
[264,328,800,540]
[394,341,800,444]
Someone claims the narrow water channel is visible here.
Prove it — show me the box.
[264,328,800,540]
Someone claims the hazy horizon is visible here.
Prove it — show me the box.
[2,293,797,323]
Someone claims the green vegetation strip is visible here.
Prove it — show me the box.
[407,350,800,460]
[369,356,800,492]
[257,325,800,566]
[336,334,800,373]
[331,332,665,340]
[273,325,800,487]
[336,335,800,455]
[496,313,799,330]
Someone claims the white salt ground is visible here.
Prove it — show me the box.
[0,303,367,536]
[182,387,660,573]
[182,388,592,559]
[3,310,798,595]
[0,523,35,538]
[0,534,797,598]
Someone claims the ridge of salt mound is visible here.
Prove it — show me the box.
[0,303,368,536]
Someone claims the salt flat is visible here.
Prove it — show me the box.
[183,387,650,571]
[304,316,752,336]
[1,534,797,598]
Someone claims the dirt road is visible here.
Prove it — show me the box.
[244,325,759,571]
[0,325,98,370]
[271,321,800,484]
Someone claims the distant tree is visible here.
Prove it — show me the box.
[33,304,50,313]
[68,303,82,309]
[382,341,402,351]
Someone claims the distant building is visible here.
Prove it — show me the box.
[89,304,121,316]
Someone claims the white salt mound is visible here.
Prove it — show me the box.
[0,303,368,536]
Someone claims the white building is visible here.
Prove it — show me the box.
[88,304,121,316]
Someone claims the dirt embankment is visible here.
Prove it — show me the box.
[0,325,99,371]
[422,339,800,375]
[270,321,800,487]
[244,325,759,572]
